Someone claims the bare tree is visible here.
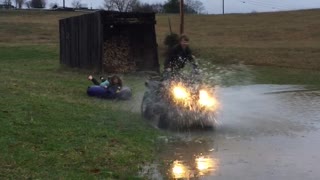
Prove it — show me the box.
[132,2,164,13]
[151,3,164,13]
[15,0,24,9]
[30,0,46,8]
[104,0,139,12]
[103,0,114,10]
[25,0,31,8]
[49,2,58,9]
[185,0,204,14]
[132,2,149,12]
[71,0,81,8]
[3,0,12,5]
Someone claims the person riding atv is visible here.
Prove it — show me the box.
[141,35,218,130]
[164,34,198,73]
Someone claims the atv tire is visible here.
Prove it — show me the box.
[141,92,153,119]
[158,113,170,129]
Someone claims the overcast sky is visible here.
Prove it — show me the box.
[45,0,320,14]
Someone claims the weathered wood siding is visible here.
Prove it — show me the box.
[59,11,159,72]
[60,12,103,71]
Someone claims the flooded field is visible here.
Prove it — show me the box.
[141,84,320,180]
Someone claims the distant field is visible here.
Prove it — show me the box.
[0,10,83,45]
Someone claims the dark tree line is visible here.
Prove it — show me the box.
[3,0,204,12]
[25,0,46,8]
[2,0,11,5]
[104,0,204,14]
[2,0,46,8]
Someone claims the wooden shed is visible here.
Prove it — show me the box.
[59,11,159,73]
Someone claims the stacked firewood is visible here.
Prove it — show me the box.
[103,35,136,73]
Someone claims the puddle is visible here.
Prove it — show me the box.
[141,85,320,180]
[216,85,320,137]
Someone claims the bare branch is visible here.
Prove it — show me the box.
[71,0,81,8]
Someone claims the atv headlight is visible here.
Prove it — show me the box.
[172,86,190,100]
[198,90,217,109]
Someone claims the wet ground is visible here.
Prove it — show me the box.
[141,85,320,180]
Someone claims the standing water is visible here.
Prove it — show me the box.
[140,71,320,179]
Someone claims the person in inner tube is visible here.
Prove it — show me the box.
[88,75,122,99]
[88,75,110,88]
[164,34,199,74]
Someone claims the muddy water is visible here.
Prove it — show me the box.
[142,85,320,180]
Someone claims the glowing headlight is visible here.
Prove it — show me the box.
[172,86,190,100]
[199,90,217,109]
[172,161,187,178]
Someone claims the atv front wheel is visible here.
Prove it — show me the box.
[141,92,153,119]
[158,113,170,129]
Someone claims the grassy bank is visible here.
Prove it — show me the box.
[0,45,161,179]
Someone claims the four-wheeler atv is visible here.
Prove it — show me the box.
[141,69,218,130]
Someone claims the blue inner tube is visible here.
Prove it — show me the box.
[87,85,132,100]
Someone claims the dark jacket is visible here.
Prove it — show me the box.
[104,85,121,99]
[164,44,197,70]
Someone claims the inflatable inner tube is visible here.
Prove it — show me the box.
[87,85,132,100]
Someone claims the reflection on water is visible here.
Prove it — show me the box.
[171,160,187,178]
[158,135,220,179]
[170,156,219,179]
[196,156,218,176]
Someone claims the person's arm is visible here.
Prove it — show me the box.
[164,46,178,70]
[164,50,173,69]
[88,75,100,85]
[100,80,110,88]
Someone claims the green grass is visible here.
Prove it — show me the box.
[0,45,58,61]
[252,66,320,86]
[0,45,161,179]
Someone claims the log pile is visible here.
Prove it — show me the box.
[103,35,136,73]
